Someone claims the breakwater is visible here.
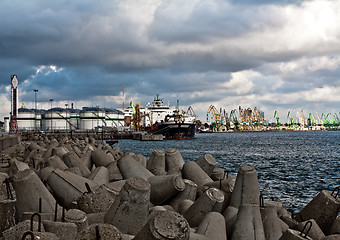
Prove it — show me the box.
[0,134,339,239]
[117,131,340,212]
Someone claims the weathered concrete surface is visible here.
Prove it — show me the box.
[1,135,339,240]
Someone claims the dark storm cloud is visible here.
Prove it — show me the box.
[0,0,339,121]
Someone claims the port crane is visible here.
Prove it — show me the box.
[230,109,239,130]
[253,107,264,129]
[316,112,323,128]
[207,105,224,131]
[308,113,316,127]
[274,110,281,127]
[287,111,294,129]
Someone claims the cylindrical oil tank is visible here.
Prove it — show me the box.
[105,108,125,128]
[35,111,43,131]
[80,107,105,130]
[45,108,70,131]
[4,117,9,132]
[17,108,35,131]
[69,110,80,130]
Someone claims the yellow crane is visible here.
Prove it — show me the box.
[207,105,224,131]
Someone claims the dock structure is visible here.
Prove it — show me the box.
[0,134,339,239]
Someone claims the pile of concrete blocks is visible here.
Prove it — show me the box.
[0,135,339,240]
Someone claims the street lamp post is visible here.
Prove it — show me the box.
[49,99,54,132]
[34,89,38,131]
[65,103,68,131]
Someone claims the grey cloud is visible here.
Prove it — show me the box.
[148,1,284,44]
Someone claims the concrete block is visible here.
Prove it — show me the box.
[231,204,265,240]
[295,190,340,234]
[133,210,190,240]
[196,212,226,240]
[196,154,216,176]
[148,174,185,205]
[165,148,185,171]
[104,177,151,235]
[184,187,224,227]
[117,154,154,180]
[76,223,122,240]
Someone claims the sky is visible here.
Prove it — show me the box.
[1,0,340,123]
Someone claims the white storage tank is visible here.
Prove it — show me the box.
[105,108,125,128]
[4,117,9,132]
[80,107,106,130]
[69,109,80,130]
[45,108,70,131]
[17,108,35,131]
[35,110,44,131]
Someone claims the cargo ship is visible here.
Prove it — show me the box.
[144,95,196,139]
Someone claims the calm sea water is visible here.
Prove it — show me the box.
[116,131,340,212]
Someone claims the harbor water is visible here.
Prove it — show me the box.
[116,131,340,212]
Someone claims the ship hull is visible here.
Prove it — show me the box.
[152,122,195,140]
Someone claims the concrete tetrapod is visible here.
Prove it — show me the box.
[279,229,313,240]
[165,148,185,172]
[196,212,227,240]
[77,185,115,214]
[0,173,16,233]
[295,189,340,234]
[43,220,78,240]
[117,154,154,180]
[64,209,88,232]
[184,187,224,227]
[147,149,166,175]
[76,223,122,240]
[148,174,185,205]
[169,179,197,212]
[296,219,325,240]
[46,155,68,171]
[329,216,340,234]
[87,166,109,186]
[2,219,46,240]
[196,154,216,176]
[261,205,289,240]
[182,161,213,189]
[231,204,266,240]
[133,210,190,240]
[91,148,114,167]
[223,165,261,237]
[104,177,151,235]
[46,169,99,208]
[11,169,56,220]
[62,151,91,177]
